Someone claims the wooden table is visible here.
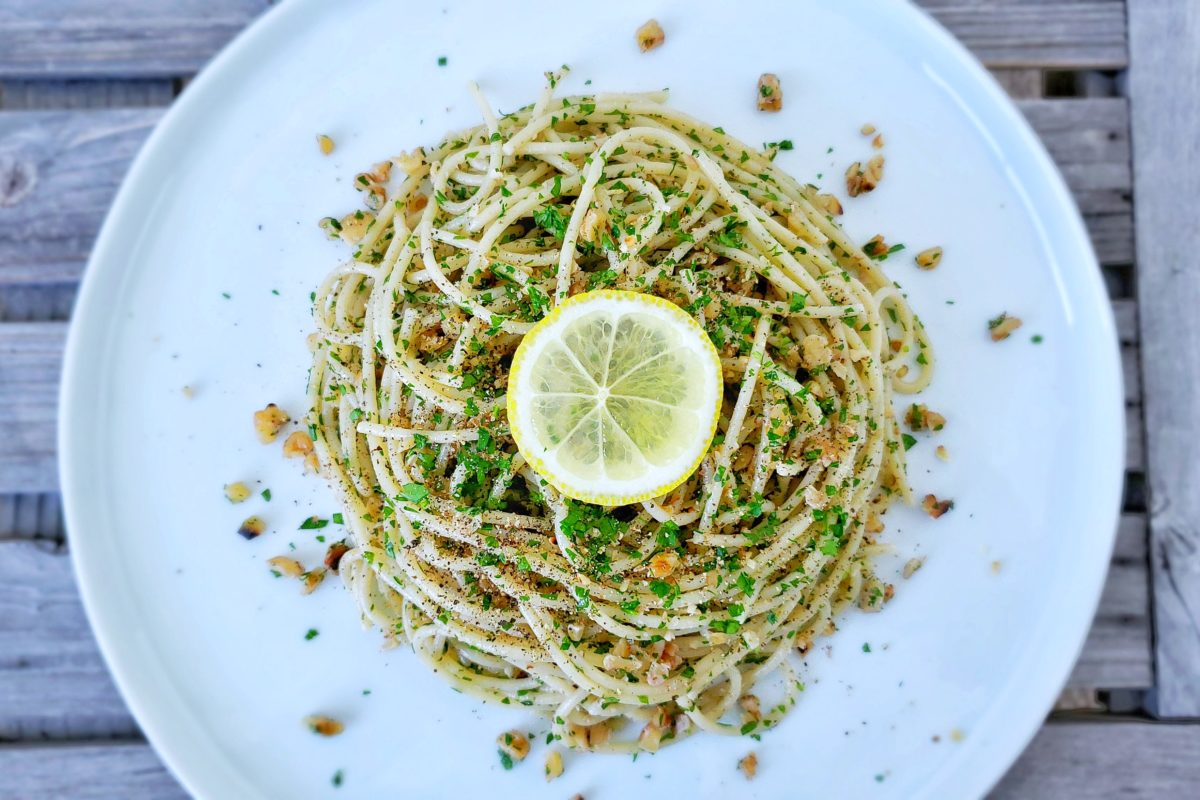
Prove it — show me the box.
[1,1,1197,796]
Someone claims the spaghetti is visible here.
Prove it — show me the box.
[307,72,933,752]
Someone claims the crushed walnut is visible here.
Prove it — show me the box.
[872,133,885,149]
[335,210,375,244]
[568,721,611,749]
[862,234,894,259]
[905,403,946,432]
[324,541,350,572]
[253,403,290,443]
[846,154,884,197]
[813,192,843,216]
[739,694,762,722]
[988,312,1023,341]
[801,333,833,368]
[636,19,665,52]
[300,568,327,595]
[283,430,320,472]
[544,750,564,781]
[638,707,674,752]
[738,751,759,780]
[757,73,782,111]
[237,516,266,540]
[304,715,344,737]
[497,730,530,763]
[316,134,335,155]
[267,555,304,578]
[915,246,943,269]
[922,494,954,519]
[224,482,251,503]
[860,123,876,136]
[648,550,680,578]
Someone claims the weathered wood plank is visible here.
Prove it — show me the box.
[1129,0,1200,719]
[0,494,62,541]
[0,741,186,800]
[1068,513,1152,689]
[0,323,63,494]
[0,539,138,740]
[917,1,1128,69]
[0,79,173,110]
[0,109,160,286]
[0,0,270,79]
[0,1,1126,79]
[0,99,1134,291]
[993,720,1200,798]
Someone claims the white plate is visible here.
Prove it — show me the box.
[60,0,1124,797]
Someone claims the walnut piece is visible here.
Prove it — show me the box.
[846,154,884,197]
[304,715,344,736]
[544,750,564,781]
[922,494,954,519]
[224,482,251,503]
[648,550,680,578]
[905,403,946,432]
[915,246,944,269]
[497,730,530,762]
[636,19,665,52]
[267,556,304,577]
[739,752,759,780]
[757,74,783,111]
[253,403,290,443]
[988,312,1023,341]
[237,516,266,540]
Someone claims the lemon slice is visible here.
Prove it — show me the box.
[507,290,722,506]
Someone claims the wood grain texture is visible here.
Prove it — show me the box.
[1128,0,1200,718]
[0,323,63,494]
[0,109,160,286]
[1069,513,1152,689]
[0,1,1126,78]
[0,539,138,741]
[0,494,63,541]
[0,741,187,800]
[992,720,1200,798]
[0,98,1133,293]
[0,79,174,110]
[0,514,1150,743]
[0,0,270,79]
[917,0,1128,68]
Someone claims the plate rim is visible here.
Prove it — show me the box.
[57,1,1125,797]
